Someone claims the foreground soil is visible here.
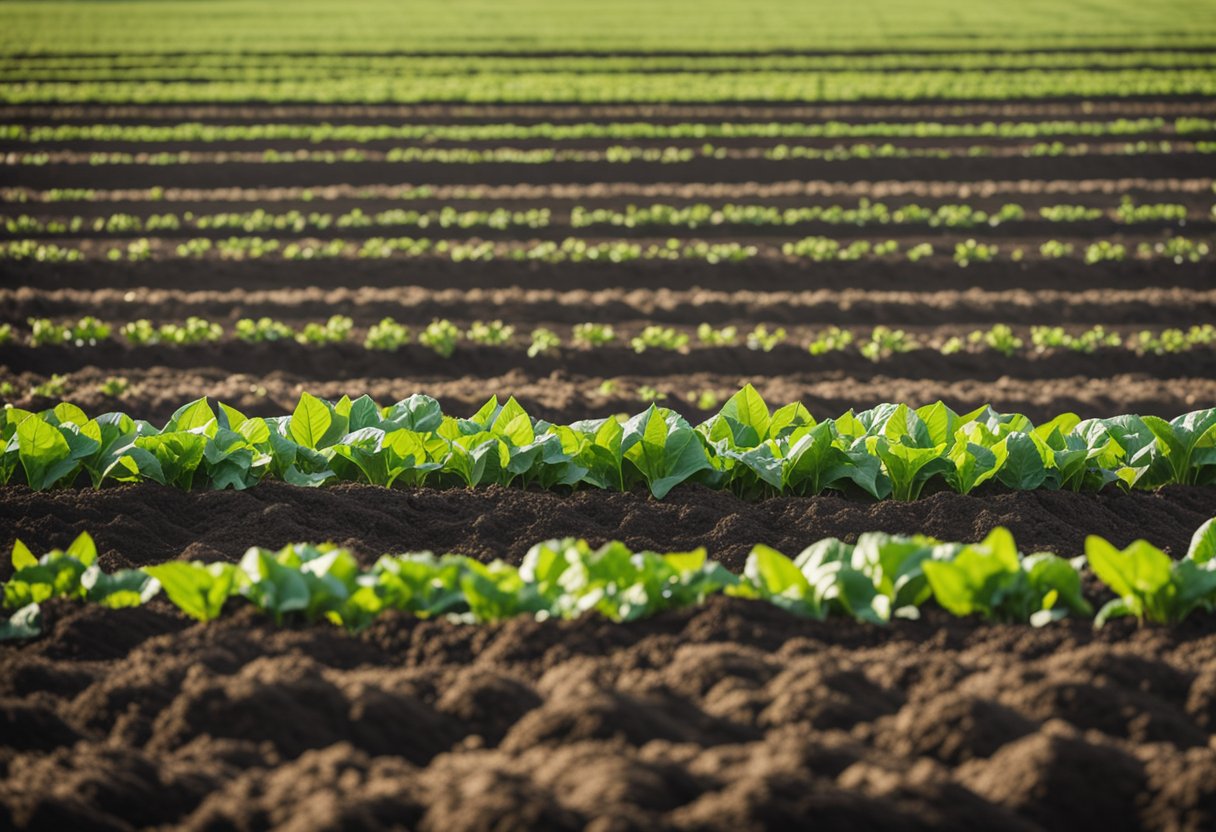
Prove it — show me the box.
[3,593,1216,831]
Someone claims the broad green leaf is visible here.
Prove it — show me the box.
[290,392,333,449]
[11,539,36,570]
[17,415,78,490]
[997,432,1048,490]
[66,531,97,566]
[52,402,89,427]
[1189,518,1216,564]
[144,561,236,621]
[166,397,216,434]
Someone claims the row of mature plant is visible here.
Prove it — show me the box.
[3,68,1213,104]
[6,117,1209,143]
[4,199,1199,237]
[3,207,553,235]
[2,235,1209,265]
[7,51,1215,75]
[5,386,1215,498]
[3,182,1210,206]
[5,518,1216,642]
[8,317,1214,359]
[569,199,1196,229]
[11,140,1210,168]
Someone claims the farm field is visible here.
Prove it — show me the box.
[2,1,1216,829]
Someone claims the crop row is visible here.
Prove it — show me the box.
[6,386,1216,499]
[3,234,1208,264]
[4,179,1211,205]
[10,139,1208,167]
[3,69,1213,104]
[5,517,1216,642]
[4,200,1203,237]
[6,50,1216,75]
[6,117,1211,144]
[8,317,1215,360]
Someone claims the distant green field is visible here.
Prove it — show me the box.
[2,0,1215,54]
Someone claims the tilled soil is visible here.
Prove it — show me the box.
[7,366,1214,426]
[1,483,1214,576]
[4,579,1216,830]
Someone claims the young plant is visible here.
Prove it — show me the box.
[160,317,224,345]
[364,317,410,351]
[572,322,615,347]
[746,324,786,352]
[860,326,917,361]
[630,326,689,353]
[466,320,515,346]
[98,376,129,397]
[1084,241,1125,264]
[696,323,738,346]
[807,326,853,355]
[419,319,461,357]
[970,324,1022,357]
[296,315,353,345]
[953,239,997,266]
[527,327,561,357]
[28,318,70,346]
[71,317,111,346]
[236,317,294,343]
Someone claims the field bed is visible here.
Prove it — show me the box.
[5,484,1216,829]
[3,4,1215,827]
[4,483,1216,574]
[6,152,1210,190]
[6,367,1212,427]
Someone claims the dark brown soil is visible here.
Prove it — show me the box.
[8,256,1213,293]
[1,482,1213,577]
[7,365,1213,426]
[3,584,1216,831]
[5,97,1211,125]
[8,176,1210,204]
[4,151,1207,189]
[3,342,1214,386]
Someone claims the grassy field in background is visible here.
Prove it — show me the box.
[2,0,1215,53]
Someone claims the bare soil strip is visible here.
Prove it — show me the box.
[5,152,1207,189]
[6,366,1212,426]
[3,98,1212,124]
[2,483,1213,571]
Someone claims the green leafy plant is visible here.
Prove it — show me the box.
[746,324,786,352]
[143,561,238,622]
[466,320,515,346]
[860,326,917,361]
[1087,533,1216,625]
[572,322,615,347]
[527,327,561,357]
[296,315,354,345]
[923,527,1091,625]
[98,376,128,397]
[418,319,461,357]
[364,317,410,351]
[807,326,854,355]
[236,317,294,343]
[630,325,689,353]
[696,323,738,346]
